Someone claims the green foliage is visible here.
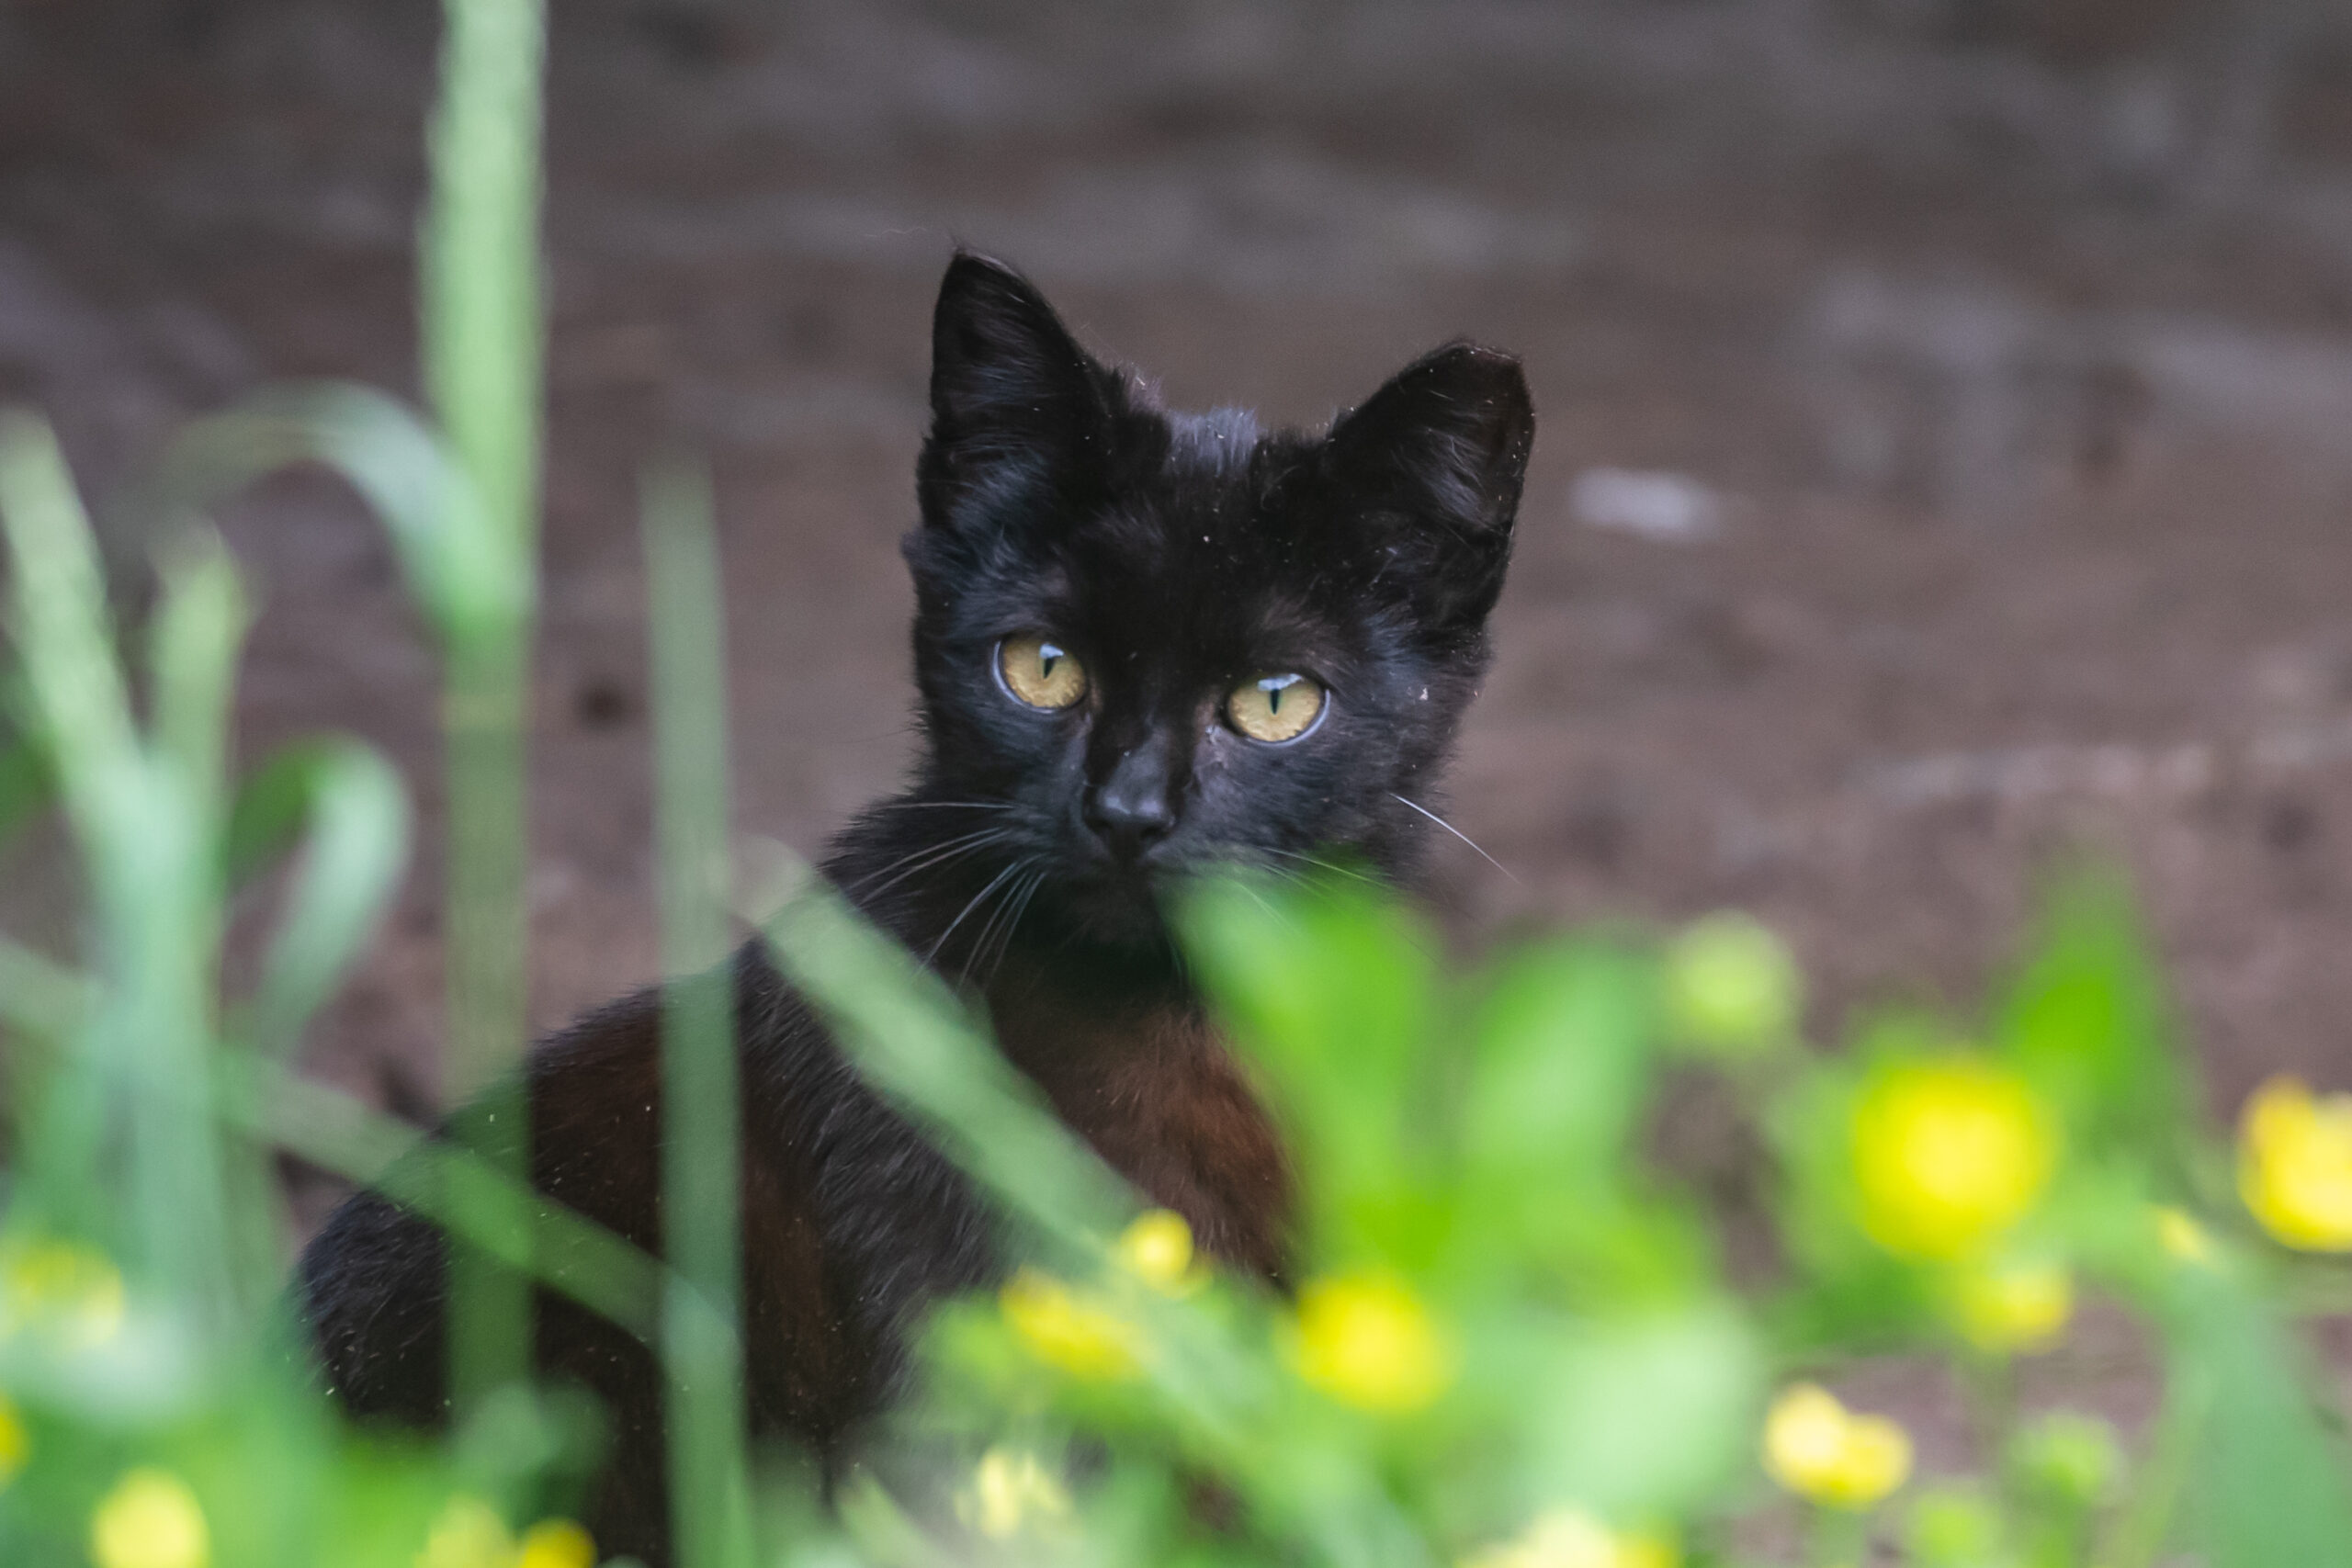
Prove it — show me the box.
[1663,911,1803,1059]
[1180,874,1440,1261]
[2165,1268,2352,1566]
[1995,867,2182,1166]
[7,2,2352,1563]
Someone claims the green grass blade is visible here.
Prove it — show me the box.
[0,412,237,1333]
[439,637,533,1411]
[752,861,1129,1255]
[424,0,546,585]
[643,457,753,1568]
[147,383,523,644]
[146,533,247,847]
[239,740,411,1061]
[0,414,144,844]
[144,533,280,1322]
[426,0,548,1413]
[223,1061,662,1341]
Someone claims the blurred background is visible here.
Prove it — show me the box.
[6,0,2352,1162]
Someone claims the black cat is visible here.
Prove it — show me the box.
[299,252,1532,1564]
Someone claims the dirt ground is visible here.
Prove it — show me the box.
[11,0,2352,1214]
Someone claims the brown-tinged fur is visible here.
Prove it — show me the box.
[989,953,1291,1281]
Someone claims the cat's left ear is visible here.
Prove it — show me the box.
[1324,343,1533,635]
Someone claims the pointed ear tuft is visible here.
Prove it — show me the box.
[918,252,1112,536]
[1324,343,1533,635]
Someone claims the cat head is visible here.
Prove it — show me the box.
[895,252,1532,950]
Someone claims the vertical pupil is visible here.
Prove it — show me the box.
[1038,647,1058,679]
[1267,686,1283,714]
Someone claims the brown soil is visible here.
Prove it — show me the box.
[9,0,2352,1234]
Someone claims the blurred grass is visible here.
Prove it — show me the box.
[423,0,548,1420]
[645,457,753,1568]
[6,0,2352,1563]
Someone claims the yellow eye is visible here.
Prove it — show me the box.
[998,633,1088,710]
[1227,673,1325,743]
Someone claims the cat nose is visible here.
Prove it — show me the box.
[1083,767,1175,862]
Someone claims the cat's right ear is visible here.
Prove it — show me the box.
[917,252,1111,537]
[1323,342,1534,638]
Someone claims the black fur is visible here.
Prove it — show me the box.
[298,252,1532,1564]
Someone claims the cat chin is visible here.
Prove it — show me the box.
[1047,871,1176,949]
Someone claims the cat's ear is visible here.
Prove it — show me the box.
[917,252,1112,536]
[1325,344,1532,634]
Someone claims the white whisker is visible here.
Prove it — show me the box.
[1228,877,1305,938]
[924,861,1027,968]
[958,861,1031,987]
[842,827,1014,900]
[869,799,1019,813]
[967,864,1048,989]
[1259,846,1385,887]
[1389,792,1518,883]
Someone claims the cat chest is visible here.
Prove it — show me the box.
[991,998,1294,1283]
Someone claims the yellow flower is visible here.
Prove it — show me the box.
[1952,1259,2073,1354]
[1612,1533,1679,1568]
[1115,1210,1208,1296]
[956,1447,1071,1540]
[0,1392,28,1487]
[1761,1383,1913,1510]
[515,1519,597,1568]
[90,1469,209,1568]
[1850,1059,2057,1261]
[1460,1507,1678,1568]
[2238,1077,2352,1251]
[1000,1269,1143,1380]
[1287,1271,1454,1415]
[0,1237,127,1348]
[412,1498,593,1568]
[416,1495,514,1568]
[2153,1205,2214,1265]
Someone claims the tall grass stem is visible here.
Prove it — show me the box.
[425,0,548,1414]
[645,457,754,1568]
